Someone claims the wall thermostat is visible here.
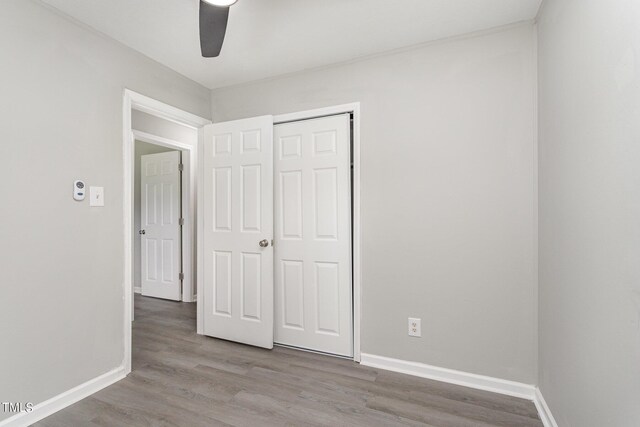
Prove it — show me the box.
[73,180,86,201]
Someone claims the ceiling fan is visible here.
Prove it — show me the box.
[199,0,238,58]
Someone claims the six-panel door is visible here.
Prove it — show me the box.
[141,151,182,301]
[273,114,353,357]
[203,116,274,349]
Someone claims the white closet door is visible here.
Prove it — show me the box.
[203,116,274,349]
[141,151,182,301]
[274,114,353,357]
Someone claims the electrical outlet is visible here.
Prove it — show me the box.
[408,317,421,337]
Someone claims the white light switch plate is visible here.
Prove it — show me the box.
[408,318,421,337]
[89,186,105,207]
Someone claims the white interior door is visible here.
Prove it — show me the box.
[203,116,274,349]
[141,151,182,301]
[274,114,353,357]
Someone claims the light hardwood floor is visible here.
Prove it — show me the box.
[35,295,543,427]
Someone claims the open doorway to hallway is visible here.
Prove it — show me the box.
[123,90,211,375]
[131,109,201,352]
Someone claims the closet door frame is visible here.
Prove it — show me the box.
[197,103,361,362]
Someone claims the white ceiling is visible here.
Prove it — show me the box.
[41,0,542,89]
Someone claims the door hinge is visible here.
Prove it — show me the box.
[178,163,184,172]
[179,272,184,281]
[179,218,185,226]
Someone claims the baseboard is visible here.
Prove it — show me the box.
[134,288,194,302]
[360,353,536,400]
[533,387,559,427]
[0,367,125,427]
[0,355,554,427]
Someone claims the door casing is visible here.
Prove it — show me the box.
[197,102,362,362]
[123,89,211,375]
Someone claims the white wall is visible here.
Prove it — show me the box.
[212,24,538,384]
[0,0,210,420]
[537,0,640,425]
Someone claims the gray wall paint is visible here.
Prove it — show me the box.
[0,0,209,419]
[537,0,640,425]
[212,24,538,383]
[133,140,176,291]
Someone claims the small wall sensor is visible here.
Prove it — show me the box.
[73,180,86,201]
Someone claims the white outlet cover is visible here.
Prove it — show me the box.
[408,317,421,337]
[89,186,105,207]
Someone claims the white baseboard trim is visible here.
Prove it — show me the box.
[533,387,559,427]
[133,289,194,301]
[0,367,125,427]
[182,294,196,303]
[360,353,536,400]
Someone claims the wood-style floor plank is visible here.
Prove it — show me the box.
[34,295,543,427]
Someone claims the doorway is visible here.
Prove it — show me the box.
[132,110,198,304]
[123,90,211,374]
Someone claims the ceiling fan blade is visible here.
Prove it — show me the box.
[199,1,229,58]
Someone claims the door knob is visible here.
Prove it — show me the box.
[139,230,146,235]
[259,239,269,247]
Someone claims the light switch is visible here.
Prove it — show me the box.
[89,186,105,207]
